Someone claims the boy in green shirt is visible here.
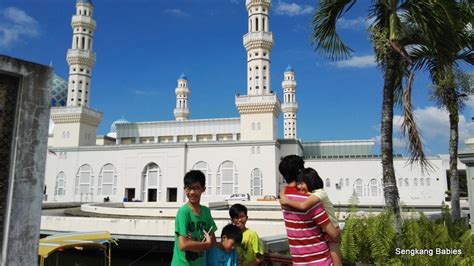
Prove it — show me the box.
[229,203,264,266]
[171,170,218,266]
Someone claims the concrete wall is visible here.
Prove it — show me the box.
[240,112,277,141]
[41,202,286,240]
[44,141,282,203]
[0,55,52,266]
[45,139,451,207]
[306,157,448,206]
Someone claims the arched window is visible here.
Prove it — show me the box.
[325,178,331,188]
[54,171,66,197]
[251,168,263,196]
[426,178,431,186]
[405,178,409,187]
[345,178,349,186]
[370,179,378,196]
[142,163,161,202]
[217,161,238,195]
[193,161,212,195]
[98,164,117,195]
[354,179,363,197]
[414,178,418,186]
[420,178,424,186]
[398,178,403,187]
[75,164,94,196]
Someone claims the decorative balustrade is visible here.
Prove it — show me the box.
[71,15,96,29]
[235,94,279,104]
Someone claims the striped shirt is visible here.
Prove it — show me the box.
[282,186,332,265]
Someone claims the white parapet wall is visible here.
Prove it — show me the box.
[41,201,287,240]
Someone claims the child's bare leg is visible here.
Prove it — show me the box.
[329,241,342,266]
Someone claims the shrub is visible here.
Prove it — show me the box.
[340,207,473,265]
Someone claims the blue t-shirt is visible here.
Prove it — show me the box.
[204,245,238,266]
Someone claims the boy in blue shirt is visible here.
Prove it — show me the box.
[204,224,242,266]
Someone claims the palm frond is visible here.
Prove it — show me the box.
[402,0,473,68]
[400,70,435,173]
[312,0,357,60]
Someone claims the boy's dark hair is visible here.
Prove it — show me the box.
[183,170,206,188]
[279,155,305,183]
[221,224,243,244]
[298,167,324,192]
[229,203,247,219]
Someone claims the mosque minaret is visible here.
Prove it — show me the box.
[244,0,273,96]
[174,73,190,121]
[236,0,281,141]
[66,0,96,107]
[50,0,102,147]
[281,66,298,139]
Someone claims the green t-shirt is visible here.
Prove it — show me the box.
[171,203,217,266]
[237,228,263,266]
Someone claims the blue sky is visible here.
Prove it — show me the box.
[1,0,473,156]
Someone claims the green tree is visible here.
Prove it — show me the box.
[410,1,474,219]
[311,0,469,234]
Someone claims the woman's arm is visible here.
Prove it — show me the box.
[280,194,320,211]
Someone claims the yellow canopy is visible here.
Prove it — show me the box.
[38,231,112,258]
[38,241,106,258]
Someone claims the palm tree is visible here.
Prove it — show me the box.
[311,0,469,234]
[410,3,474,219]
[434,68,473,220]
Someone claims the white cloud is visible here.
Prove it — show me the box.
[274,1,314,17]
[332,55,376,68]
[387,106,474,154]
[133,89,160,96]
[163,9,189,17]
[337,17,373,30]
[0,7,39,49]
[465,95,474,109]
[374,134,407,151]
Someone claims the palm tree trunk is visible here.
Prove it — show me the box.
[448,101,460,220]
[381,50,402,235]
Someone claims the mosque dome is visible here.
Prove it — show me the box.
[77,0,93,4]
[110,118,130,133]
[50,74,68,107]
[285,65,294,72]
[179,73,187,80]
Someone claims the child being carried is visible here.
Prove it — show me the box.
[280,167,342,266]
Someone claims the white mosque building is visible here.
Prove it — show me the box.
[44,0,452,206]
